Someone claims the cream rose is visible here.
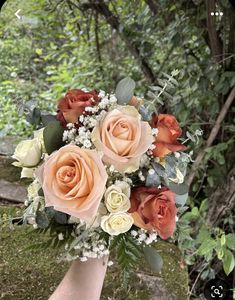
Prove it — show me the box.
[34,128,46,153]
[101,213,134,235]
[36,145,108,221]
[91,105,153,173]
[104,181,130,213]
[21,167,36,178]
[13,139,42,168]
[12,128,45,169]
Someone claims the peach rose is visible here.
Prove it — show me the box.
[36,145,107,221]
[57,89,100,126]
[150,113,187,157]
[129,186,176,239]
[91,106,153,173]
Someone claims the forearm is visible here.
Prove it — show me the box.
[49,256,108,300]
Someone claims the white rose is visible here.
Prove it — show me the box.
[101,213,134,236]
[12,138,42,168]
[21,167,36,178]
[34,128,46,153]
[104,181,131,213]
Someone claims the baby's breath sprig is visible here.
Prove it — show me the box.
[131,228,158,245]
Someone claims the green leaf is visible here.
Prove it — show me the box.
[221,234,226,246]
[225,234,235,250]
[192,207,199,216]
[199,199,208,213]
[197,239,216,256]
[115,77,136,105]
[26,107,41,126]
[143,246,163,273]
[43,121,65,154]
[35,48,43,55]
[222,249,235,275]
[196,225,211,244]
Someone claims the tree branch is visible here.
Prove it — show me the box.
[94,11,102,63]
[186,86,235,186]
[83,0,156,83]
[205,0,223,63]
[145,0,158,15]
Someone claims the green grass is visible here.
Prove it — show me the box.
[0,205,188,299]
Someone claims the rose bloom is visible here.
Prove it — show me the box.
[12,128,45,169]
[104,181,131,213]
[150,113,187,157]
[91,106,153,173]
[101,212,134,236]
[36,145,107,221]
[56,89,100,126]
[129,186,177,239]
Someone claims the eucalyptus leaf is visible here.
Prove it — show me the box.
[36,211,50,229]
[54,211,68,224]
[168,183,189,206]
[115,77,136,105]
[165,155,177,177]
[38,188,44,197]
[146,172,161,187]
[152,162,166,177]
[169,182,189,195]
[44,206,56,219]
[174,193,188,206]
[41,113,56,126]
[43,121,65,154]
[143,246,163,273]
[139,105,152,121]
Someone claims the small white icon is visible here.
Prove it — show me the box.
[211,285,224,298]
[210,11,223,16]
[15,9,22,19]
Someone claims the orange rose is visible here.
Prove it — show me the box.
[57,89,99,126]
[91,106,153,173]
[36,145,107,221]
[150,114,186,157]
[129,186,176,239]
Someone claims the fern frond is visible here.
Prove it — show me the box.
[111,233,143,285]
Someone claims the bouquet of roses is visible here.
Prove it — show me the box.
[12,77,191,275]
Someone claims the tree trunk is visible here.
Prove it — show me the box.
[206,166,235,226]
